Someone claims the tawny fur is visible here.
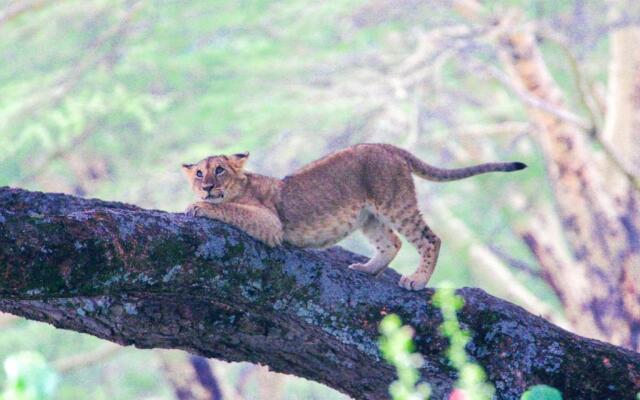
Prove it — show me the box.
[182,143,526,290]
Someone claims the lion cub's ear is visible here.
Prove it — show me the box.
[181,163,194,176]
[228,152,249,170]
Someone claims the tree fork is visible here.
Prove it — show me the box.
[0,187,639,399]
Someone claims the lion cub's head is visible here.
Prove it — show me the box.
[181,152,249,204]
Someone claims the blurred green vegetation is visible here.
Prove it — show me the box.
[380,289,564,400]
[433,286,494,400]
[0,0,610,398]
[520,385,562,400]
[1,352,58,400]
[379,314,431,400]
[0,322,171,399]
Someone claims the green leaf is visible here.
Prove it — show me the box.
[521,384,562,400]
[379,314,430,400]
[379,314,402,335]
[2,352,58,400]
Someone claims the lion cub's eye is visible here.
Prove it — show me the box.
[215,166,225,175]
[195,170,203,178]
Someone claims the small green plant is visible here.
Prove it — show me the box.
[0,352,58,400]
[381,285,564,400]
[433,286,495,400]
[521,384,562,400]
[379,314,431,400]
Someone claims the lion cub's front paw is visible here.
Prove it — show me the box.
[184,204,198,217]
[398,273,428,291]
[263,231,284,248]
[184,203,207,217]
[349,262,387,276]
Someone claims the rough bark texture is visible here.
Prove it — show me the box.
[1,187,639,399]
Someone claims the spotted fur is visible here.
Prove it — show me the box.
[182,143,526,290]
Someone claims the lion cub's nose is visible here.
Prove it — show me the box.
[202,184,214,192]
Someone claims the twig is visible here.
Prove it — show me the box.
[476,62,591,130]
[17,118,101,184]
[0,0,54,27]
[1,1,143,130]
[487,244,541,278]
[235,363,261,397]
[592,133,640,191]
[449,121,530,137]
[54,343,122,373]
[537,27,604,132]
[0,312,19,329]
[430,200,569,328]
[468,244,568,328]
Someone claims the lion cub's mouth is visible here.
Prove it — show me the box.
[203,193,224,201]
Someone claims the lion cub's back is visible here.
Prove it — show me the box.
[277,144,405,247]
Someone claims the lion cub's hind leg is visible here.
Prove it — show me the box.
[349,216,401,276]
[395,217,441,290]
[373,192,441,291]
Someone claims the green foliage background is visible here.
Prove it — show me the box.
[0,0,609,398]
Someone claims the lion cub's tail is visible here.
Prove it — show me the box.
[394,147,527,182]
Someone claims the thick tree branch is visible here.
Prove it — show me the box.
[0,187,639,399]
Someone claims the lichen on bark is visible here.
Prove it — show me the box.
[0,187,639,400]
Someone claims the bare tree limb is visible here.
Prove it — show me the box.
[602,0,640,179]
[0,0,55,27]
[18,118,103,184]
[0,187,639,399]
[476,63,591,130]
[0,312,19,329]
[158,351,224,400]
[1,1,143,132]
[53,343,122,373]
[429,201,568,328]
[537,28,604,132]
[486,244,541,279]
[449,122,531,138]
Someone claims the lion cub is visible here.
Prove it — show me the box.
[182,143,526,290]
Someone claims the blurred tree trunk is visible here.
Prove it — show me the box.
[603,0,640,177]
[450,0,640,351]
[159,352,223,400]
[496,16,640,350]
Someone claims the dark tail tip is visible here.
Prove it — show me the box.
[511,162,527,171]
